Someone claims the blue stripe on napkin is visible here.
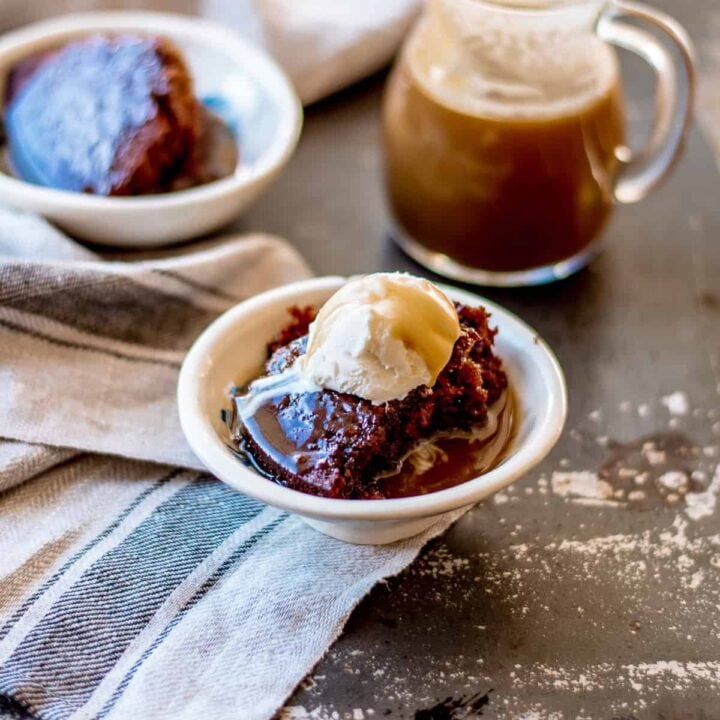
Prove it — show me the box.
[0,477,269,719]
[97,512,286,719]
[0,468,182,644]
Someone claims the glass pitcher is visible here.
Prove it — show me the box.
[382,0,695,286]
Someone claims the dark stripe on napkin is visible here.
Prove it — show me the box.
[0,265,220,351]
[0,478,267,719]
[0,318,182,369]
[154,269,244,303]
[97,513,287,719]
[0,468,183,643]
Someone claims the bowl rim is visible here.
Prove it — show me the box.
[177,276,568,521]
[0,10,303,210]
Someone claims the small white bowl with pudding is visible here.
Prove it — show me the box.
[0,12,301,246]
[177,275,567,544]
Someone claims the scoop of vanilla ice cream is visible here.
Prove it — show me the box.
[300,273,461,404]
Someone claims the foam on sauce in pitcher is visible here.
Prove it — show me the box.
[407,0,620,120]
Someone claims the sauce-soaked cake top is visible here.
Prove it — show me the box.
[4,35,201,195]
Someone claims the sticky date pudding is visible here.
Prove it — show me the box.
[3,35,238,195]
[227,275,512,500]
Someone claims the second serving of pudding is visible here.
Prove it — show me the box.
[227,273,513,500]
[3,34,238,196]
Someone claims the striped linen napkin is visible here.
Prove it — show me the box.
[0,207,462,720]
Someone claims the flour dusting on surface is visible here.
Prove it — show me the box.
[550,471,613,500]
[684,465,720,520]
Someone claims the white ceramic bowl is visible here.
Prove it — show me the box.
[178,276,567,544]
[0,12,302,247]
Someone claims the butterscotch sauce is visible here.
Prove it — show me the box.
[376,391,514,498]
[232,368,329,477]
[382,13,626,272]
[169,106,238,191]
[230,377,514,500]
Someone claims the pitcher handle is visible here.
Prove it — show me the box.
[597,0,696,204]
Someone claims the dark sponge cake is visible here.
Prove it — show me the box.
[4,35,201,195]
[233,303,507,499]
